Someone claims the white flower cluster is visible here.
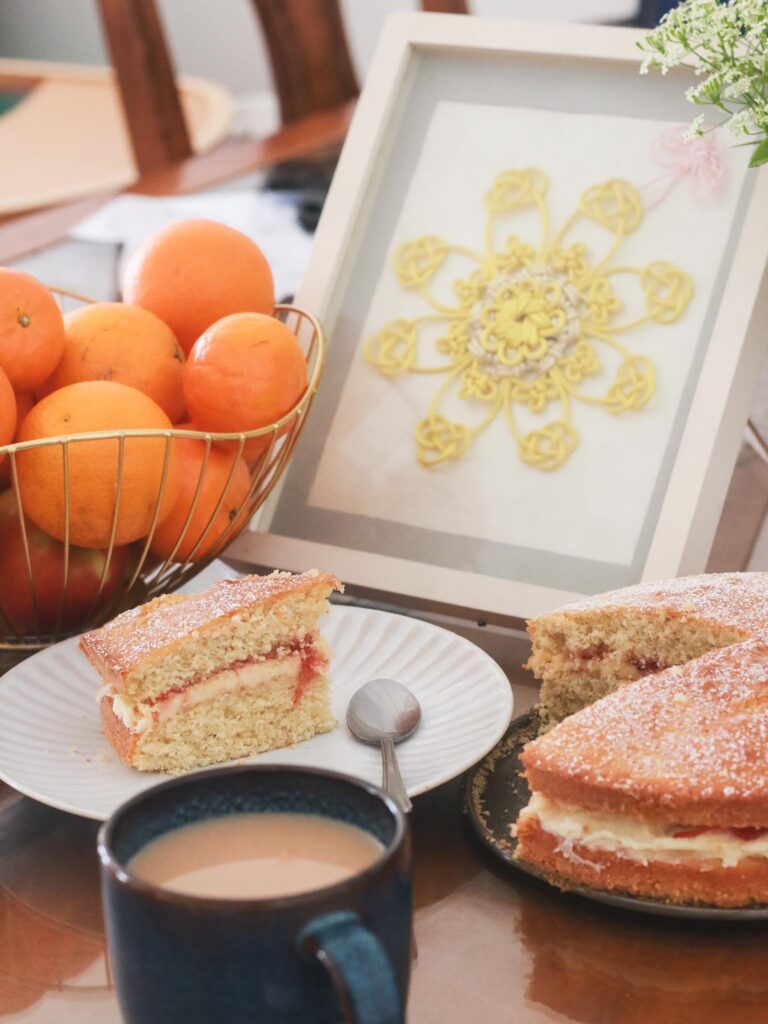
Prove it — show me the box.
[639,0,768,166]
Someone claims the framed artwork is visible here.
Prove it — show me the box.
[231,14,768,620]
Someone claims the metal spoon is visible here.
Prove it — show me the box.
[346,678,422,813]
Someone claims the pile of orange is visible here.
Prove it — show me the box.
[0,220,309,632]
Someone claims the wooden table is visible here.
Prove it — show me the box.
[1,649,767,1024]
[2,116,768,1024]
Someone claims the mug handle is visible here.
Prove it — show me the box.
[299,911,403,1024]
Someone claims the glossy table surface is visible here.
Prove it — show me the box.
[2,651,767,1024]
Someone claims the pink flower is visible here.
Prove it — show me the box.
[650,124,725,201]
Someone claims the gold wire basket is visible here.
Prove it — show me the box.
[0,289,325,669]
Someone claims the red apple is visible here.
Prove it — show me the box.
[0,491,129,633]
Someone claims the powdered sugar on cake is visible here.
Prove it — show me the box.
[524,640,768,807]
[551,572,768,640]
[84,571,341,677]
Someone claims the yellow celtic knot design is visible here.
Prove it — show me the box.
[416,415,472,467]
[393,237,448,289]
[364,319,418,376]
[518,422,578,472]
[363,169,693,470]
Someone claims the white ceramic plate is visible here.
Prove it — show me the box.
[0,605,513,820]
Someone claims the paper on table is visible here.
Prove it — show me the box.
[71,190,313,301]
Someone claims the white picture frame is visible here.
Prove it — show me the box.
[229,13,768,622]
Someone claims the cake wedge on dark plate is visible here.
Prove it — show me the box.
[515,640,768,907]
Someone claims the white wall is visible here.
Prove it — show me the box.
[0,0,639,97]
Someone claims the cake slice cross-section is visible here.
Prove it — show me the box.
[515,640,768,907]
[80,570,342,773]
[526,572,768,726]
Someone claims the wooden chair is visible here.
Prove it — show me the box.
[95,0,193,174]
[249,0,468,125]
[95,0,469,174]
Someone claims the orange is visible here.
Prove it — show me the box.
[184,313,307,441]
[51,302,186,422]
[16,381,182,548]
[150,436,250,562]
[122,220,275,355]
[0,390,32,484]
[0,269,65,391]
[14,391,34,423]
[33,374,57,402]
[0,368,16,458]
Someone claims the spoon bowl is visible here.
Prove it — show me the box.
[347,678,422,812]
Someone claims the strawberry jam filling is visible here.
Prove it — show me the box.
[565,647,668,676]
[294,644,329,704]
[148,635,327,718]
[629,655,665,674]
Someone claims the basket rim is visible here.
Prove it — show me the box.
[0,302,325,454]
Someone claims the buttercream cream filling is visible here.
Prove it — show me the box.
[519,794,768,869]
[100,645,327,735]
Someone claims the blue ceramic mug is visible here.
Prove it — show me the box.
[98,765,411,1024]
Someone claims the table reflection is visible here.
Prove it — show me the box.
[0,796,110,1018]
[518,881,768,1024]
[2,760,768,1024]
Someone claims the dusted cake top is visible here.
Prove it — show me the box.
[522,639,768,827]
[538,572,768,640]
[80,570,342,704]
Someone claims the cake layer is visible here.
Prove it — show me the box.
[526,572,768,724]
[517,794,768,868]
[529,610,744,724]
[81,570,342,704]
[103,641,328,735]
[102,671,335,773]
[520,640,768,827]
[516,814,768,907]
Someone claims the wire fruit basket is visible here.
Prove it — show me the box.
[0,290,325,670]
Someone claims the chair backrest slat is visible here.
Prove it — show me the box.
[421,0,469,12]
[95,0,192,173]
[249,0,359,125]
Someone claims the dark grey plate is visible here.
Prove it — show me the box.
[464,710,768,922]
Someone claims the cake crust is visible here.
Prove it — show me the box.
[81,571,342,688]
[521,640,768,827]
[516,815,768,908]
[535,572,768,639]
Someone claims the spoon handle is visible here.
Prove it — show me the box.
[381,736,412,813]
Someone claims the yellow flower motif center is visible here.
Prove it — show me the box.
[467,267,582,379]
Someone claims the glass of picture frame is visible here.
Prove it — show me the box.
[229,14,768,621]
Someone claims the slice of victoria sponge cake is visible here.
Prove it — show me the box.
[80,570,342,773]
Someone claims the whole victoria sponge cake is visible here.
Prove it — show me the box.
[516,571,768,907]
[526,572,768,726]
[516,640,768,907]
[80,570,342,773]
